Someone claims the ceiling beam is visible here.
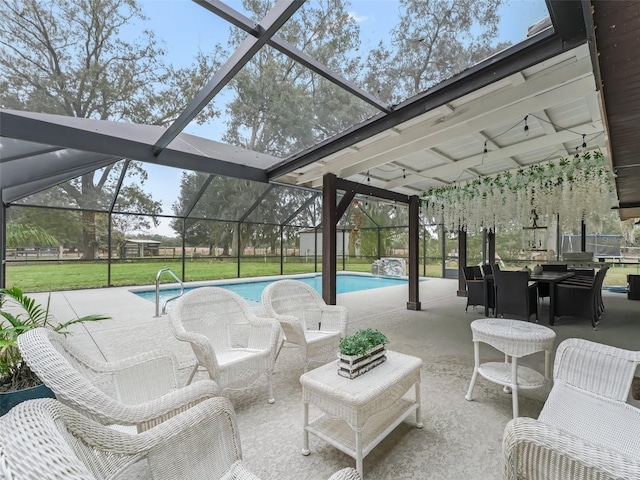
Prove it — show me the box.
[194,0,391,113]
[2,157,120,203]
[299,67,595,184]
[383,120,602,189]
[0,146,65,163]
[0,110,268,183]
[335,177,410,204]
[153,0,304,155]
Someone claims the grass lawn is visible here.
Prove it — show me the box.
[4,258,634,292]
[4,258,381,292]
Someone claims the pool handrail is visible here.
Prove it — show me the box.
[155,268,184,317]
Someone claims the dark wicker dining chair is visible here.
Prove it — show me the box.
[538,264,569,301]
[553,267,608,328]
[462,266,485,312]
[493,270,538,321]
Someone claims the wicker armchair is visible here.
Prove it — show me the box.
[168,287,281,403]
[261,279,348,370]
[0,397,362,480]
[17,328,220,432]
[503,338,640,479]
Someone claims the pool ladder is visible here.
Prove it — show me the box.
[155,268,184,317]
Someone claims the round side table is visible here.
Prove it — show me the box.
[465,318,556,418]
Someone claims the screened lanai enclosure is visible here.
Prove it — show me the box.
[2,0,640,305]
[2,164,431,288]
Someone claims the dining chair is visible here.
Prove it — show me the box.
[553,267,608,328]
[493,270,538,321]
[462,267,484,312]
[537,264,569,301]
[472,265,483,279]
[482,264,493,277]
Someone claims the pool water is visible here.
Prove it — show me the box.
[132,274,409,306]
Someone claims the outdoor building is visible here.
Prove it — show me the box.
[123,239,162,259]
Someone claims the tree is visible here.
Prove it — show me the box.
[0,0,220,258]
[363,0,509,104]
[5,222,58,248]
[172,173,267,256]
[222,0,375,157]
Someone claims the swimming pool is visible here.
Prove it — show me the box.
[132,274,410,306]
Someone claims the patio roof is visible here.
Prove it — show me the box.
[591,1,640,220]
[0,0,635,219]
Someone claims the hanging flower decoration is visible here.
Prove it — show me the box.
[421,152,614,233]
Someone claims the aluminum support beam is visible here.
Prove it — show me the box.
[0,199,6,288]
[0,111,268,183]
[194,0,390,113]
[238,184,275,223]
[184,175,215,218]
[281,193,318,226]
[154,0,304,154]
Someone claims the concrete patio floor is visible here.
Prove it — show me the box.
[30,277,640,479]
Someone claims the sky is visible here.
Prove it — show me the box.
[126,0,550,237]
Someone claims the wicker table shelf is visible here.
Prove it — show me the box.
[300,350,422,478]
[465,318,556,418]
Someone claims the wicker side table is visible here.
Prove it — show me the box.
[300,350,422,478]
[465,318,556,418]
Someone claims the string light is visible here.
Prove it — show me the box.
[357,112,606,190]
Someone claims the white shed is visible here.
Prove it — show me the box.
[299,230,349,256]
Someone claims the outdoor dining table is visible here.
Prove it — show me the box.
[483,271,574,324]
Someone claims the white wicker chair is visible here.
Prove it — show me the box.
[17,328,220,432]
[503,338,640,479]
[0,397,362,480]
[261,279,348,370]
[168,287,281,403]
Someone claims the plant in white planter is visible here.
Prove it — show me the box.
[338,329,388,379]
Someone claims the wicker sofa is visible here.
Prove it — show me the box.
[503,338,640,479]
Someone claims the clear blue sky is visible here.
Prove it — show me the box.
[129,0,550,236]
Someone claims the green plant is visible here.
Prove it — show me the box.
[339,328,388,356]
[0,287,110,392]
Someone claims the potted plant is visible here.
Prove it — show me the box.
[0,286,110,415]
[338,328,388,379]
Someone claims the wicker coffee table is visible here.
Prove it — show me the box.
[300,350,423,478]
[465,318,556,418]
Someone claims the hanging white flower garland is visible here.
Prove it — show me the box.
[422,152,614,234]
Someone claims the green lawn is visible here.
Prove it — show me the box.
[4,257,635,293]
[4,258,378,292]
